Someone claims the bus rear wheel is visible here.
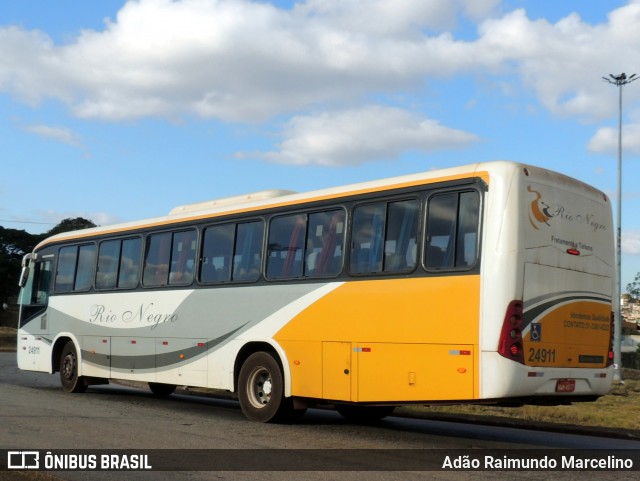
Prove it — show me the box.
[149,382,177,397]
[238,351,303,423]
[59,341,87,393]
[336,405,395,423]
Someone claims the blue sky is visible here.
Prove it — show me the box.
[2,0,640,288]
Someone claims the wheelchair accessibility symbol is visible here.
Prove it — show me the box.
[531,323,542,342]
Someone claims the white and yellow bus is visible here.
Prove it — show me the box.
[17,161,614,422]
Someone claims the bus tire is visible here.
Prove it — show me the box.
[336,405,395,423]
[238,351,297,423]
[149,382,176,397]
[59,341,87,393]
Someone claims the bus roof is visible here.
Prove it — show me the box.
[33,161,605,250]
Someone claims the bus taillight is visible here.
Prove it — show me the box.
[498,300,524,364]
[606,311,614,367]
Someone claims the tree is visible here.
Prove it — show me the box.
[626,272,640,301]
[0,218,96,305]
[0,227,40,305]
[44,217,96,237]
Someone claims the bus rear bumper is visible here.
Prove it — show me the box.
[481,352,613,399]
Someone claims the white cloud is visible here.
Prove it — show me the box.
[2,0,636,124]
[293,0,500,35]
[476,5,640,120]
[241,105,479,166]
[1,0,639,133]
[25,124,85,150]
[35,209,122,228]
[588,123,640,155]
[623,230,640,255]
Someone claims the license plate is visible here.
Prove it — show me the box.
[556,379,576,393]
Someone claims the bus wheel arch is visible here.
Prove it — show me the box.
[233,342,282,393]
[58,339,87,393]
[234,344,304,422]
[51,336,73,374]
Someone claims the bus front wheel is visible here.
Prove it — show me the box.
[238,351,301,423]
[59,341,87,393]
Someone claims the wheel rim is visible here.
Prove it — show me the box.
[62,352,76,382]
[247,367,272,409]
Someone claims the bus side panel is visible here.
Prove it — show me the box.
[356,343,474,402]
[17,308,52,373]
[323,341,352,401]
[17,333,52,373]
[275,276,480,402]
[81,336,111,378]
[156,338,208,386]
[109,336,156,381]
[276,341,323,399]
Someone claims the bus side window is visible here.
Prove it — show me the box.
[118,237,142,288]
[201,221,264,284]
[384,200,419,272]
[233,221,263,282]
[143,233,171,287]
[55,244,96,292]
[350,204,386,274]
[350,201,418,275]
[457,191,480,267]
[169,230,197,285]
[425,191,479,270]
[35,261,52,304]
[97,237,141,290]
[267,214,306,279]
[75,244,96,291]
[201,224,234,283]
[96,240,120,289]
[55,246,77,292]
[305,209,345,277]
[22,260,53,306]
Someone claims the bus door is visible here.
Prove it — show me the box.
[17,253,53,371]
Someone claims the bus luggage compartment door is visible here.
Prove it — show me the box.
[81,336,111,378]
[322,341,352,401]
[356,343,474,402]
[111,337,155,381]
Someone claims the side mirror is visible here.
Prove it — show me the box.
[18,265,30,288]
[18,253,37,288]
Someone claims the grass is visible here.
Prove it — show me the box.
[397,369,640,433]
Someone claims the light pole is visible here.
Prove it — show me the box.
[602,73,638,382]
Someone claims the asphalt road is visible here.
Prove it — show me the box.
[1,352,638,481]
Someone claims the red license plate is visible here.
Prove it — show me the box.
[556,379,576,393]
